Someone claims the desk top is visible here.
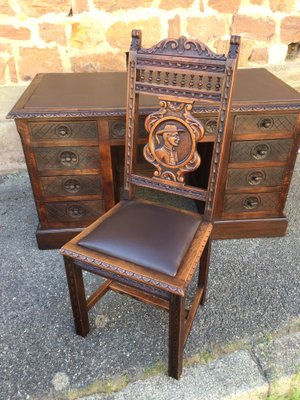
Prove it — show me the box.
[7,68,300,119]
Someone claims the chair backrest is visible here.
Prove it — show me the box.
[124,30,240,221]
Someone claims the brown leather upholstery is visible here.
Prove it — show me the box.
[78,200,201,277]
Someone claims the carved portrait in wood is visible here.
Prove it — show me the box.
[144,98,205,183]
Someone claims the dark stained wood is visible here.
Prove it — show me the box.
[59,30,240,380]
[169,294,185,379]
[212,217,288,239]
[36,225,84,249]
[8,67,300,248]
[63,256,90,336]
[198,237,212,305]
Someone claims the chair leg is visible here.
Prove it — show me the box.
[168,294,185,379]
[64,256,90,337]
[198,237,212,305]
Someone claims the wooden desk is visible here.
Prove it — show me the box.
[7,69,300,249]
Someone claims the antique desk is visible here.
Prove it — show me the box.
[7,69,300,249]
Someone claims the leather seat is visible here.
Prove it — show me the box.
[78,200,202,277]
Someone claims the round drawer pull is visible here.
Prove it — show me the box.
[110,122,126,138]
[59,151,78,166]
[205,119,218,135]
[251,143,271,160]
[243,196,260,210]
[247,170,266,185]
[63,179,81,193]
[258,118,273,130]
[56,125,71,137]
[67,204,85,218]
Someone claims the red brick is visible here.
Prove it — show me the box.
[168,15,181,38]
[19,47,63,81]
[70,53,126,72]
[94,0,152,12]
[187,17,226,43]
[281,16,300,43]
[0,43,12,52]
[232,15,276,41]
[270,0,296,13]
[0,26,31,40]
[8,57,18,82]
[72,0,89,13]
[249,48,269,64]
[0,0,14,15]
[19,0,70,17]
[39,23,67,46]
[160,0,194,9]
[208,0,240,13]
[0,57,6,84]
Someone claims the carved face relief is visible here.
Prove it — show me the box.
[151,122,190,167]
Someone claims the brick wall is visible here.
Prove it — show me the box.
[0,0,300,85]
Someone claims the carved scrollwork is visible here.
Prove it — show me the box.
[139,36,226,60]
[143,99,204,183]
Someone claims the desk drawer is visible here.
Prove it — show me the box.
[233,114,297,135]
[226,167,285,189]
[34,147,100,171]
[109,119,148,140]
[45,200,104,222]
[29,121,98,142]
[40,175,102,197]
[223,192,280,215]
[230,139,293,163]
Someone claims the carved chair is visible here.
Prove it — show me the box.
[60,30,240,379]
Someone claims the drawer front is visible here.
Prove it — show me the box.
[197,116,218,136]
[230,139,293,163]
[45,200,104,222]
[109,119,148,140]
[29,121,98,141]
[223,192,280,214]
[233,114,297,135]
[34,147,100,171]
[40,175,102,197]
[226,167,285,189]
[109,116,219,139]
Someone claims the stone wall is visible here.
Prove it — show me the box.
[0,0,300,85]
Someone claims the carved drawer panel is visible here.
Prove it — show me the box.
[226,167,285,189]
[45,200,104,222]
[223,192,280,214]
[29,121,98,141]
[197,116,218,136]
[109,119,148,140]
[233,114,297,135]
[230,139,293,163]
[34,147,100,171]
[40,175,102,197]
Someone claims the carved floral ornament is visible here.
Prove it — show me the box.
[143,99,204,183]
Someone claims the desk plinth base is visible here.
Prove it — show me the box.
[36,217,288,250]
[36,225,84,250]
[212,217,288,240]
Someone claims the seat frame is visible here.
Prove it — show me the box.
[61,30,240,379]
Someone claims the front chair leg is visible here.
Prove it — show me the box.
[198,237,212,305]
[63,256,90,337]
[168,294,185,379]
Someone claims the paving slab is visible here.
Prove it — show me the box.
[253,331,300,395]
[80,350,268,400]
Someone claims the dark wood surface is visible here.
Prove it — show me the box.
[8,68,300,248]
[61,31,241,380]
[8,68,300,119]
